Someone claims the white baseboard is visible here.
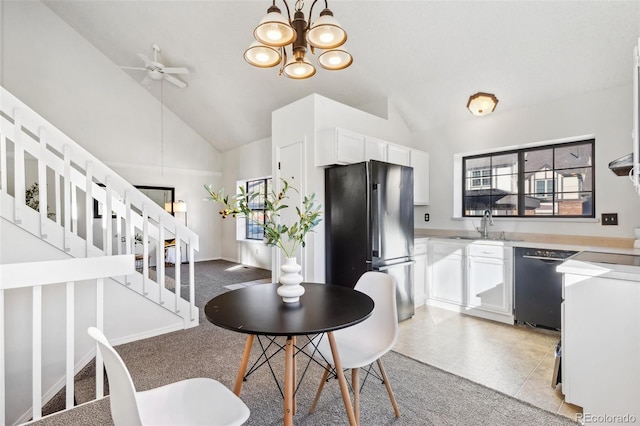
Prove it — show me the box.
[425,298,514,325]
[109,323,186,346]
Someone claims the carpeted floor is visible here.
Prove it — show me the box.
[30,260,577,426]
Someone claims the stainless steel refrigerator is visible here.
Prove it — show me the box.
[325,160,415,321]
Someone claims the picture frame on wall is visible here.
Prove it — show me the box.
[93,185,175,218]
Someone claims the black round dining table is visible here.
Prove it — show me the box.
[204,282,374,426]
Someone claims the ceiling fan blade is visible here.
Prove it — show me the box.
[162,67,189,75]
[119,66,147,71]
[164,74,188,89]
[141,74,151,86]
[137,53,152,68]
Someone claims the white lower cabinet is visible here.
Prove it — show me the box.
[466,244,512,315]
[429,241,465,305]
[559,269,640,421]
[427,239,513,324]
[413,239,428,307]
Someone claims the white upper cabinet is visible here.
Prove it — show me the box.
[410,149,430,205]
[364,136,387,162]
[315,127,429,205]
[386,143,411,166]
[315,128,365,167]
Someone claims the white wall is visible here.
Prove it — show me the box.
[111,163,223,261]
[415,85,640,239]
[218,137,273,270]
[2,0,222,261]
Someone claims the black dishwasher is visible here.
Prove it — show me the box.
[514,247,577,330]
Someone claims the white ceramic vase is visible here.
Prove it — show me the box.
[277,257,305,303]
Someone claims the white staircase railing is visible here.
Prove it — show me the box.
[0,85,198,327]
[0,255,135,424]
[0,87,199,425]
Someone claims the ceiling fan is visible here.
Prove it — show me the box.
[120,44,189,89]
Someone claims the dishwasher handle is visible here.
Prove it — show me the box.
[521,255,565,262]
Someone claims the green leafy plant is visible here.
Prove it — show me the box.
[25,182,55,219]
[204,179,322,259]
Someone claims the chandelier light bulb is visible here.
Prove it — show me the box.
[244,41,281,68]
[307,9,347,49]
[283,53,316,79]
[319,32,335,44]
[254,8,295,47]
[318,48,353,71]
[266,27,284,42]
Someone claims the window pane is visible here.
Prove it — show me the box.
[247,180,266,209]
[245,177,272,240]
[524,148,553,172]
[554,143,592,170]
[493,153,518,176]
[466,156,492,171]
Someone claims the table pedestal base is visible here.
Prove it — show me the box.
[233,333,357,426]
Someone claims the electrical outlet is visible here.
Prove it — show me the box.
[601,213,618,225]
[424,213,430,222]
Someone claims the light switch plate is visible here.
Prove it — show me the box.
[601,213,618,225]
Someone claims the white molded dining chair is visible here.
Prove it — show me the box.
[309,271,400,423]
[87,327,250,426]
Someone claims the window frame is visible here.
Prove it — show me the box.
[462,138,595,218]
[244,177,272,241]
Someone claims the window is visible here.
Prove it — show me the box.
[244,177,272,240]
[462,139,594,218]
[471,169,492,188]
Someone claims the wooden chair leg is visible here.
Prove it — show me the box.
[234,335,255,395]
[377,358,400,417]
[309,364,331,414]
[352,368,360,425]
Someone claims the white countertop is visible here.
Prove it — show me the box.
[557,251,640,282]
[418,236,640,256]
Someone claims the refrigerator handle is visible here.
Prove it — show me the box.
[372,183,381,257]
[377,260,416,271]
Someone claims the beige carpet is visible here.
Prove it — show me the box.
[147,269,176,290]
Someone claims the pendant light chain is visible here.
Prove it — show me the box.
[160,79,164,176]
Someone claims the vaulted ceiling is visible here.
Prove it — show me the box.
[43,0,640,152]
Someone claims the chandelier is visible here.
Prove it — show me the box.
[244,0,352,79]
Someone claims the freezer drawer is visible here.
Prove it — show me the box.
[376,260,415,321]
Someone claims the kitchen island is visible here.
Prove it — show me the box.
[558,252,640,425]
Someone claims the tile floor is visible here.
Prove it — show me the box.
[394,305,582,420]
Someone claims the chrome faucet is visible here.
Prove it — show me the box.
[476,209,494,239]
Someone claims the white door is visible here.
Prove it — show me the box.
[275,141,304,277]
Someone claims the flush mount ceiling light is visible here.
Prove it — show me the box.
[467,92,499,116]
[244,0,352,79]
